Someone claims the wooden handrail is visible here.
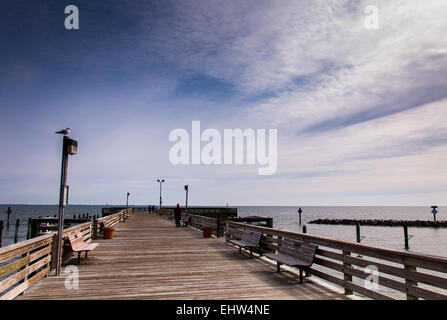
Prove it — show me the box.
[92,208,132,239]
[0,234,54,300]
[226,221,447,300]
[184,214,223,237]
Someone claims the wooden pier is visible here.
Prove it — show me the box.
[16,212,348,300]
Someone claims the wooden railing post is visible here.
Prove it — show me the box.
[51,233,59,271]
[404,258,418,300]
[343,250,353,295]
[216,218,221,237]
[92,217,98,240]
[22,250,31,295]
[47,238,53,275]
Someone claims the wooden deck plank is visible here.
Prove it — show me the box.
[18,213,349,300]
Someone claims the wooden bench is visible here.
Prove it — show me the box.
[67,232,99,264]
[229,230,263,259]
[181,214,191,227]
[264,238,318,283]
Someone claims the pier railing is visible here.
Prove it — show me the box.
[0,208,132,300]
[226,221,447,300]
[187,214,224,237]
[92,208,132,239]
[0,233,54,300]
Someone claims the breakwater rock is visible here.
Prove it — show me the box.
[308,219,447,227]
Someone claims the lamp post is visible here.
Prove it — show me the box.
[157,179,165,212]
[126,192,130,207]
[55,128,78,276]
[184,185,189,214]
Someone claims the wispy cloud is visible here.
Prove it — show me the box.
[1,0,447,205]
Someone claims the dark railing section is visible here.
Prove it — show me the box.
[28,217,92,239]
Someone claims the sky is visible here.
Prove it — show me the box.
[1,0,447,206]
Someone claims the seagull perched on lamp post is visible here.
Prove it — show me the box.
[55,128,71,136]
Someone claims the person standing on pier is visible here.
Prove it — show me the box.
[174,203,182,228]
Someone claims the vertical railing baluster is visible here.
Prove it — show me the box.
[343,250,353,295]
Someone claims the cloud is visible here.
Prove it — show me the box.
[245,1,447,130]
[2,0,447,205]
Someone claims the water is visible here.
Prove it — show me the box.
[0,205,104,247]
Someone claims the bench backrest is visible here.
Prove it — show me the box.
[100,221,110,229]
[68,233,85,250]
[279,238,318,264]
[241,230,263,246]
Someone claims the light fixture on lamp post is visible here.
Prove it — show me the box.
[55,128,78,276]
[157,179,165,212]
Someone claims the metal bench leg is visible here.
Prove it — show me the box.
[299,268,303,283]
[250,248,253,259]
[277,262,281,272]
[239,247,241,254]
[78,252,81,265]
[85,251,88,258]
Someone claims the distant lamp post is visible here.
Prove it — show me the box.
[431,206,438,223]
[184,185,189,214]
[157,179,165,212]
[55,128,78,276]
[126,192,130,207]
